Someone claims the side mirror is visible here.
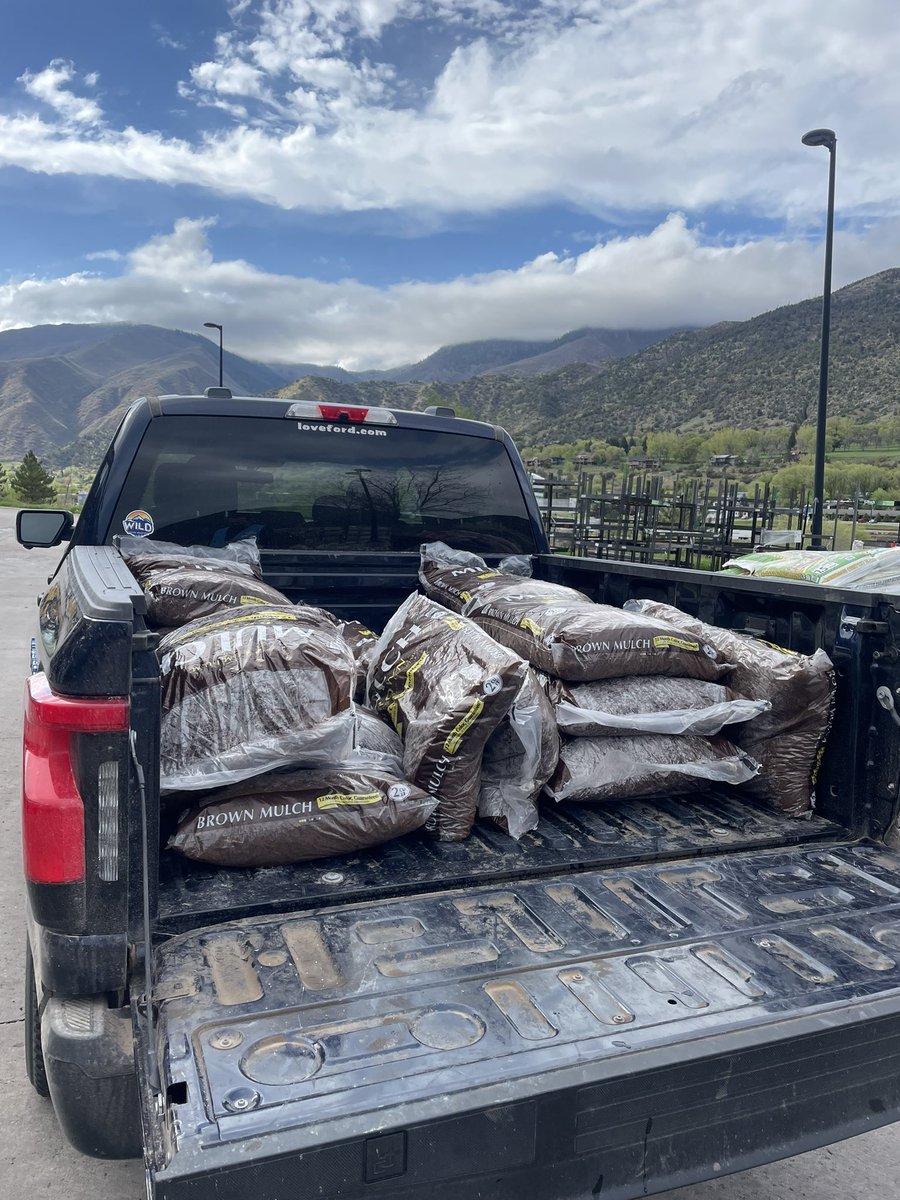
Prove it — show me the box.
[17,509,74,549]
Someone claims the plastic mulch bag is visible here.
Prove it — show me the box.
[721,548,900,591]
[418,541,533,613]
[168,758,438,867]
[117,534,264,580]
[625,599,836,816]
[139,567,294,627]
[545,734,760,803]
[353,706,404,765]
[117,534,292,626]
[463,578,732,683]
[421,543,733,684]
[555,677,770,738]
[158,606,356,794]
[368,592,526,841]
[480,669,560,839]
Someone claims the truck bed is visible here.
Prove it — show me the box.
[157,792,841,936]
[144,835,900,1199]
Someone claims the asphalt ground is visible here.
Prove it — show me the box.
[0,505,897,1198]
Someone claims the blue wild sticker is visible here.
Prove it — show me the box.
[123,509,155,537]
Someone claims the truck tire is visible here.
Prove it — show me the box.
[25,941,50,1098]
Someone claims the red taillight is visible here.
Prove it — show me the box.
[22,675,129,884]
[318,404,369,423]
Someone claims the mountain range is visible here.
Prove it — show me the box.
[0,265,897,461]
[274,267,900,447]
[0,320,678,457]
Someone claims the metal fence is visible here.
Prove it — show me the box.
[533,473,815,569]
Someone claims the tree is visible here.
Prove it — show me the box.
[0,463,6,495]
[12,450,57,504]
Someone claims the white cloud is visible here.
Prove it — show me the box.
[0,1,897,223]
[2,214,897,369]
[152,25,186,52]
[17,59,103,126]
[84,249,123,262]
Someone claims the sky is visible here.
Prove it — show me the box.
[0,0,898,369]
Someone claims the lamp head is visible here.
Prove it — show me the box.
[203,321,222,331]
[801,128,836,150]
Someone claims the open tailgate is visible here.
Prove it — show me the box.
[139,839,900,1200]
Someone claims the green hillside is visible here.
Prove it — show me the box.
[274,268,900,446]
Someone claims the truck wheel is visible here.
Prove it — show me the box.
[25,942,50,1098]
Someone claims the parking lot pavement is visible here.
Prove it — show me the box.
[0,506,897,1198]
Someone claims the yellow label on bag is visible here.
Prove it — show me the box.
[163,606,307,646]
[316,791,382,810]
[460,591,472,603]
[405,651,428,691]
[385,651,429,703]
[520,617,543,636]
[444,699,484,753]
[386,700,403,736]
[758,639,799,656]
[442,616,465,630]
[652,634,700,652]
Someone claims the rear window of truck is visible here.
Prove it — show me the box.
[110,414,539,554]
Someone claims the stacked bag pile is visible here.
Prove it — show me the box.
[419,542,835,824]
[118,536,438,866]
[117,532,838,868]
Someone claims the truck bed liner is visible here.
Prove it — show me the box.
[144,837,900,1198]
[157,793,840,935]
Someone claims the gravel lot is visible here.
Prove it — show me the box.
[0,506,897,1198]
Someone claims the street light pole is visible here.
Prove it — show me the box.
[203,321,224,388]
[801,127,837,549]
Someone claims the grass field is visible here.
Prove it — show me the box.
[828,446,900,462]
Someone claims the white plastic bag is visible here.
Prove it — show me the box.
[480,669,559,839]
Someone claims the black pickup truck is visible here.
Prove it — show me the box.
[17,391,900,1199]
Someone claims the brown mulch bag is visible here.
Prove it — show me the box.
[354,706,404,761]
[158,606,356,794]
[117,534,293,626]
[168,760,438,867]
[139,566,294,627]
[419,541,531,613]
[479,669,559,839]
[464,577,732,683]
[546,733,760,803]
[118,534,264,581]
[368,592,526,841]
[625,600,836,816]
[555,677,769,737]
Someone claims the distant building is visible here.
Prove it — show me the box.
[626,454,659,471]
[709,453,742,468]
[574,452,596,466]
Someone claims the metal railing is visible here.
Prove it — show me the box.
[534,473,816,569]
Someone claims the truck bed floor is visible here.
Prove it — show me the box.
[145,836,900,1197]
[157,793,841,935]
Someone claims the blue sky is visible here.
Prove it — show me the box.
[0,0,898,368]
